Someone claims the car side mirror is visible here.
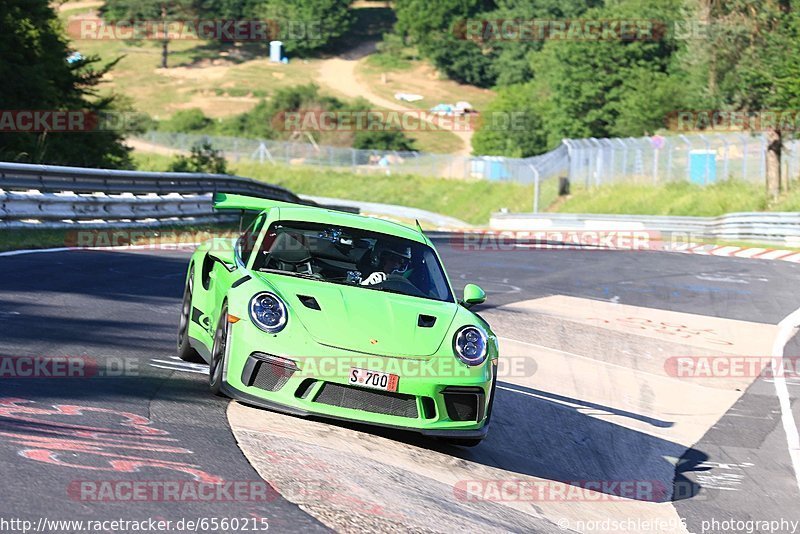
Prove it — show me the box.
[209,248,236,272]
[461,283,486,308]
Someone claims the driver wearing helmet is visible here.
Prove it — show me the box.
[360,242,411,285]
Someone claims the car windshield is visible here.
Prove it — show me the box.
[251,221,453,302]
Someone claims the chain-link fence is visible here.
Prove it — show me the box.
[135,131,799,213]
[137,131,548,182]
[564,133,800,187]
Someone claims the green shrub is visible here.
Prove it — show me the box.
[159,108,213,133]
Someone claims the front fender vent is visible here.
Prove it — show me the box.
[297,295,321,310]
[418,314,436,328]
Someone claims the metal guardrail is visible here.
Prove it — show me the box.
[0,161,300,199]
[490,212,800,245]
[0,161,310,229]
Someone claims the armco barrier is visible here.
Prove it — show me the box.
[0,161,354,229]
[490,212,800,246]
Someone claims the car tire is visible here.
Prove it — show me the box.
[178,271,205,363]
[209,304,229,397]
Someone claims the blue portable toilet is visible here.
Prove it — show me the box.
[485,157,510,181]
[689,150,717,185]
[269,41,283,63]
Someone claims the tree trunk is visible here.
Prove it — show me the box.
[160,4,168,69]
[161,40,168,69]
[766,128,782,200]
[700,0,716,97]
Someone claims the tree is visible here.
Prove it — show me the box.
[527,0,685,147]
[394,0,495,44]
[683,0,798,199]
[255,0,353,56]
[100,0,197,68]
[424,34,497,88]
[0,0,132,168]
[471,83,549,157]
[482,0,603,86]
[169,142,228,174]
[394,0,497,86]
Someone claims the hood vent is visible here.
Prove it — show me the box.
[297,295,321,310]
[417,314,436,328]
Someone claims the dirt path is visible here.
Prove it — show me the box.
[316,43,474,156]
[126,138,186,157]
[57,0,103,12]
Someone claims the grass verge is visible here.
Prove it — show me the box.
[133,152,535,225]
[556,180,800,216]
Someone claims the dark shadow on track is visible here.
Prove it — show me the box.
[252,382,708,503]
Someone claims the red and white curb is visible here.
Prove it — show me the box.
[673,243,800,263]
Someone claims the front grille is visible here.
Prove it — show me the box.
[443,387,485,422]
[314,383,418,418]
[244,353,297,392]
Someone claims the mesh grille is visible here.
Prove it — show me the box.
[314,383,418,418]
[251,359,295,392]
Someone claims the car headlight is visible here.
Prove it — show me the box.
[249,292,288,333]
[453,326,488,366]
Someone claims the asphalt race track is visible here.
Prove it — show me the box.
[0,242,799,533]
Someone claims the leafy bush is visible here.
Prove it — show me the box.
[168,142,228,174]
[215,84,416,151]
[353,129,416,151]
[159,108,213,133]
[423,35,497,88]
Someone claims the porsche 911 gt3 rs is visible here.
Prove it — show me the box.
[177,193,498,446]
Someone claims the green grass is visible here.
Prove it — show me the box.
[134,152,535,225]
[365,52,414,71]
[556,180,800,216]
[63,27,322,119]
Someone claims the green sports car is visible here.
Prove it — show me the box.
[177,193,498,446]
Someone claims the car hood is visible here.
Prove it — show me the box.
[257,273,458,357]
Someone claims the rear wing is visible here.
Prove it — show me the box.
[213,192,307,212]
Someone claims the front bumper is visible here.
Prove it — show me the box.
[219,319,495,438]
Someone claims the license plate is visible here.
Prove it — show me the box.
[348,367,399,392]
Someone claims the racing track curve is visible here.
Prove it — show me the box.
[0,243,798,533]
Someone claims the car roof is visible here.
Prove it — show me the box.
[271,206,430,244]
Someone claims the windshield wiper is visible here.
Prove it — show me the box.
[258,269,360,287]
[363,285,412,297]
[258,268,320,280]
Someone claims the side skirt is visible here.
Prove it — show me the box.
[189,336,212,364]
